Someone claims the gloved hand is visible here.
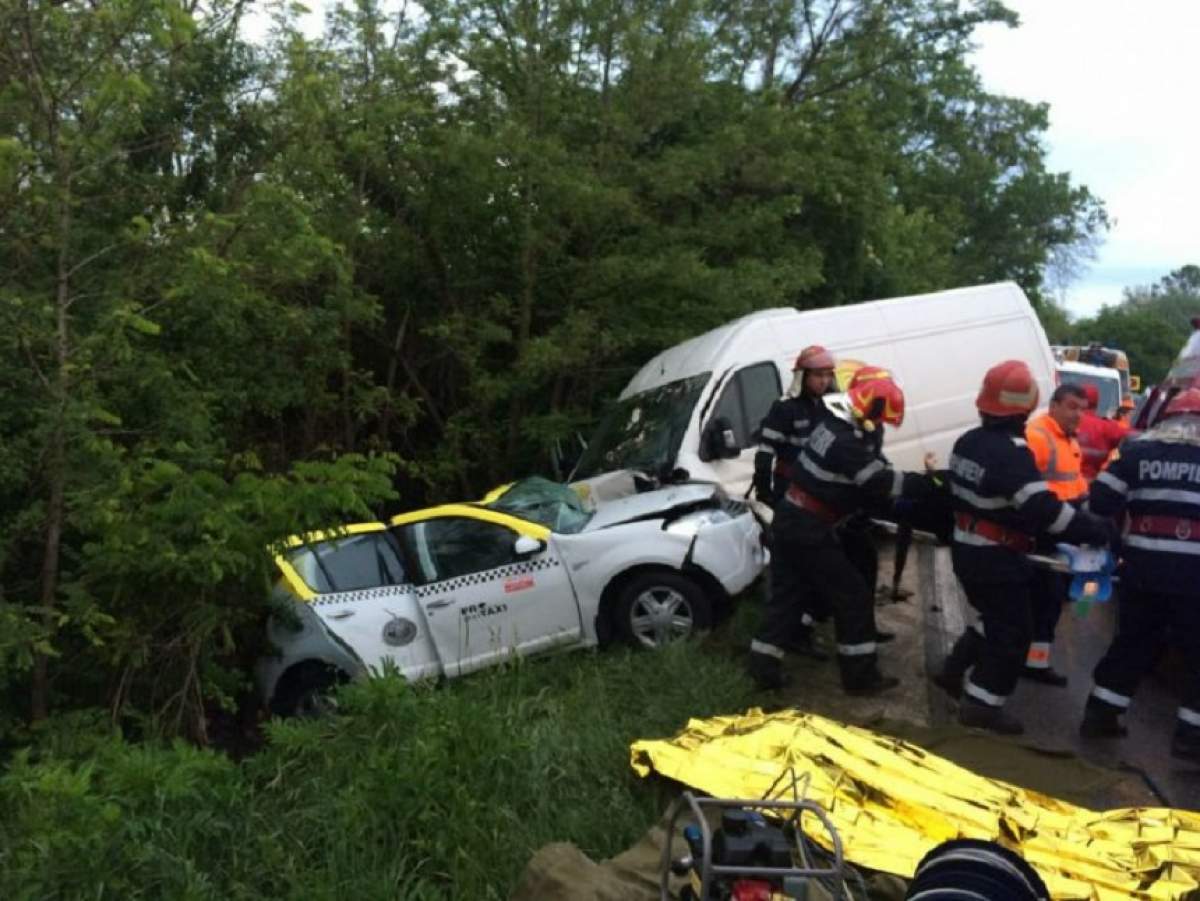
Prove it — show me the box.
[1063,507,1117,548]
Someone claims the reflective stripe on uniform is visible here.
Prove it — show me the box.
[750,640,785,659]
[1012,480,1052,506]
[951,482,1010,510]
[1026,641,1052,668]
[1011,437,1028,448]
[1125,535,1200,556]
[853,459,885,485]
[1130,487,1200,505]
[799,453,854,484]
[964,677,1006,707]
[953,526,999,548]
[1179,707,1200,727]
[1095,470,1128,495]
[757,443,774,454]
[1046,504,1075,534]
[761,427,786,442]
[1030,423,1078,484]
[1091,685,1131,708]
[891,469,904,497]
[837,641,877,656]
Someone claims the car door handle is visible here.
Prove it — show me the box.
[426,598,453,610]
[328,610,355,620]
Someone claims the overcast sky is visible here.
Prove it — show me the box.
[970,1,1200,317]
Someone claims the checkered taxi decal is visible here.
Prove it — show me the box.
[309,559,561,605]
[412,558,560,598]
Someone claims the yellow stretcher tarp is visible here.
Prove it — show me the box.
[630,710,1200,900]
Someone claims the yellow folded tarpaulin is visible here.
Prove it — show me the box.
[630,710,1200,900]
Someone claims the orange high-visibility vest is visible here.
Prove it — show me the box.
[1025,413,1088,501]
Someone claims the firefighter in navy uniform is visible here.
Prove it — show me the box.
[753,345,837,504]
[752,345,838,658]
[935,360,1113,735]
[1080,388,1200,762]
[748,366,934,696]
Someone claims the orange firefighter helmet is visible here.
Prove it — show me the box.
[847,365,905,427]
[1164,388,1200,419]
[794,344,836,371]
[976,360,1040,417]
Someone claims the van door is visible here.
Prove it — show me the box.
[701,362,782,495]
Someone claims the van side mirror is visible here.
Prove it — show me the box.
[700,417,741,461]
[513,535,545,558]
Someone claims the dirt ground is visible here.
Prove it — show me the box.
[760,538,932,727]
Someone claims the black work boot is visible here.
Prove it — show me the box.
[958,699,1024,735]
[780,626,830,661]
[1079,700,1128,739]
[839,655,900,697]
[1021,666,1069,687]
[1172,725,1200,764]
[747,650,789,691]
[930,630,982,700]
[930,670,963,700]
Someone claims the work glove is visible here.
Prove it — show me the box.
[1062,507,1116,548]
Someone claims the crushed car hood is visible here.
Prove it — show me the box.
[582,483,723,531]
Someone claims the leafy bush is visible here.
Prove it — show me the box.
[0,641,756,899]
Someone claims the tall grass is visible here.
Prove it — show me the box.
[0,639,757,899]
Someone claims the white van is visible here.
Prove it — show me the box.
[571,282,1056,497]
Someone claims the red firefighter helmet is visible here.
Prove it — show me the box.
[1164,388,1200,419]
[793,344,836,371]
[847,365,905,427]
[976,360,1040,417]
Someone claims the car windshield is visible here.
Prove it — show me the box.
[486,477,593,534]
[1059,371,1120,417]
[573,373,711,480]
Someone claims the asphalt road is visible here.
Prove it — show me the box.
[923,544,1200,810]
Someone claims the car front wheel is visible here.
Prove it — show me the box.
[271,661,344,718]
[616,571,712,650]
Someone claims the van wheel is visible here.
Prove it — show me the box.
[616,572,712,650]
[271,662,344,718]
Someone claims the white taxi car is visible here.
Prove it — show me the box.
[257,477,764,714]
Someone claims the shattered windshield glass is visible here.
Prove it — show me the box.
[487,477,593,534]
[572,373,711,480]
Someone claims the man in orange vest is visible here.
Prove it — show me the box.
[1023,383,1090,685]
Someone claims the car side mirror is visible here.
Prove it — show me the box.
[513,535,545,558]
[700,417,740,461]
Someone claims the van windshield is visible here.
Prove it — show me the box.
[1059,371,1120,417]
[573,373,711,480]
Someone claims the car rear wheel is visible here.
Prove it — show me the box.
[616,571,712,650]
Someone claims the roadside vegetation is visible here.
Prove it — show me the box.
[1,638,757,900]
